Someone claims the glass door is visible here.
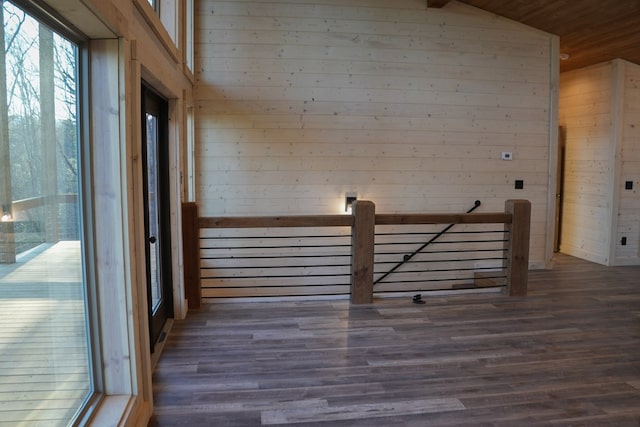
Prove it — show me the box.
[0,2,95,423]
[141,84,172,349]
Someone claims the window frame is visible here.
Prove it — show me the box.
[133,0,180,64]
[3,0,104,423]
[149,0,159,14]
[183,0,194,75]
[6,0,190,424]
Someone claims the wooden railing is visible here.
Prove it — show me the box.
[11,194,78,212]
[0,194,79,263]
[181,199,530,308]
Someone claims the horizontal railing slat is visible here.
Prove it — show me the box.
[375,212,511,225]
[185,200,530,304]
[200,215,353,228]
[202,285,350,298]
[11,194,78,212]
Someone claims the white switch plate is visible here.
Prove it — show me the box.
[501,151,513,160]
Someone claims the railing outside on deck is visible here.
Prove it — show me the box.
[1,194,78,263]
[182,200,530,308]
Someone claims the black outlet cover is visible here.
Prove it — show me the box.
[625,181,633,190]
[515,180,524,190]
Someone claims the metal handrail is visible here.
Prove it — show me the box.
[373,200,481,285]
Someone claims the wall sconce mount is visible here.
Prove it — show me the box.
[345,192,357,213]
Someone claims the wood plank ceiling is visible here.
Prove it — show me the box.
[428,0,640,73]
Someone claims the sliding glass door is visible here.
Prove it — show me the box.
[0,1,94,424]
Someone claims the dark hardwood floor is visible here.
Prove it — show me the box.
[150,254,640,426]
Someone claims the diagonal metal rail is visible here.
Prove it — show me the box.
[373,200,481,286]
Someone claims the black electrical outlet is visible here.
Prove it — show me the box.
[515,180,524,190]
[625,181,633,190]
[622,237,627,246]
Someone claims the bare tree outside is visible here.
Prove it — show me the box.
[2,1,80,250]
[0,2,91,425]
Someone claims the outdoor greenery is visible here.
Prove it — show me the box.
[1,1,80,251]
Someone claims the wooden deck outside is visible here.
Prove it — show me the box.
[0,241,91,426]
[150,254,640,426]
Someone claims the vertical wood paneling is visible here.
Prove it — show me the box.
[558,63,614,264]
[195,0,554,293]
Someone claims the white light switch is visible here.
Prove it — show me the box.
[501,151,513,161]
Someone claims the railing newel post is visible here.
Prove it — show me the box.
[350,200,375,304]
[182,202,201,309]
[0,220,15,264]
[505,199,531,296]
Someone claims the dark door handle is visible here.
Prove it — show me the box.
[149,236,157,244]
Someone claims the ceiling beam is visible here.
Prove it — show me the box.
[426,0,453,8]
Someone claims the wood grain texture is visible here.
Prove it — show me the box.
[559,62,614,265]
[505,199,531,296]
[617,61,640,265]
[0,222,15,264]
[150,254,640,426]
[182,202,201,309]
[449,0,640,73]
[0,242,91,425]
[376,212,511,225]
[199,225,353,299]
[195,204,518,300]
[559,59,640,267]
[195,0,554,269]
[351,200,375,304]
[427,0,452,8]
[200,215,353,228]
[90,38,134,394]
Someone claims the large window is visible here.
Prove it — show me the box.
[184,0,193,72]
[0,1,95,425]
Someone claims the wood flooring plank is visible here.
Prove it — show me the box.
[151,254,640,426]
[261,398,465,424]
[0,242,91,425]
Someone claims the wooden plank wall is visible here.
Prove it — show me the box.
[194,0,555,295]
[558,63,614,265]
[559,59,640,266]
[618,61,640,264]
